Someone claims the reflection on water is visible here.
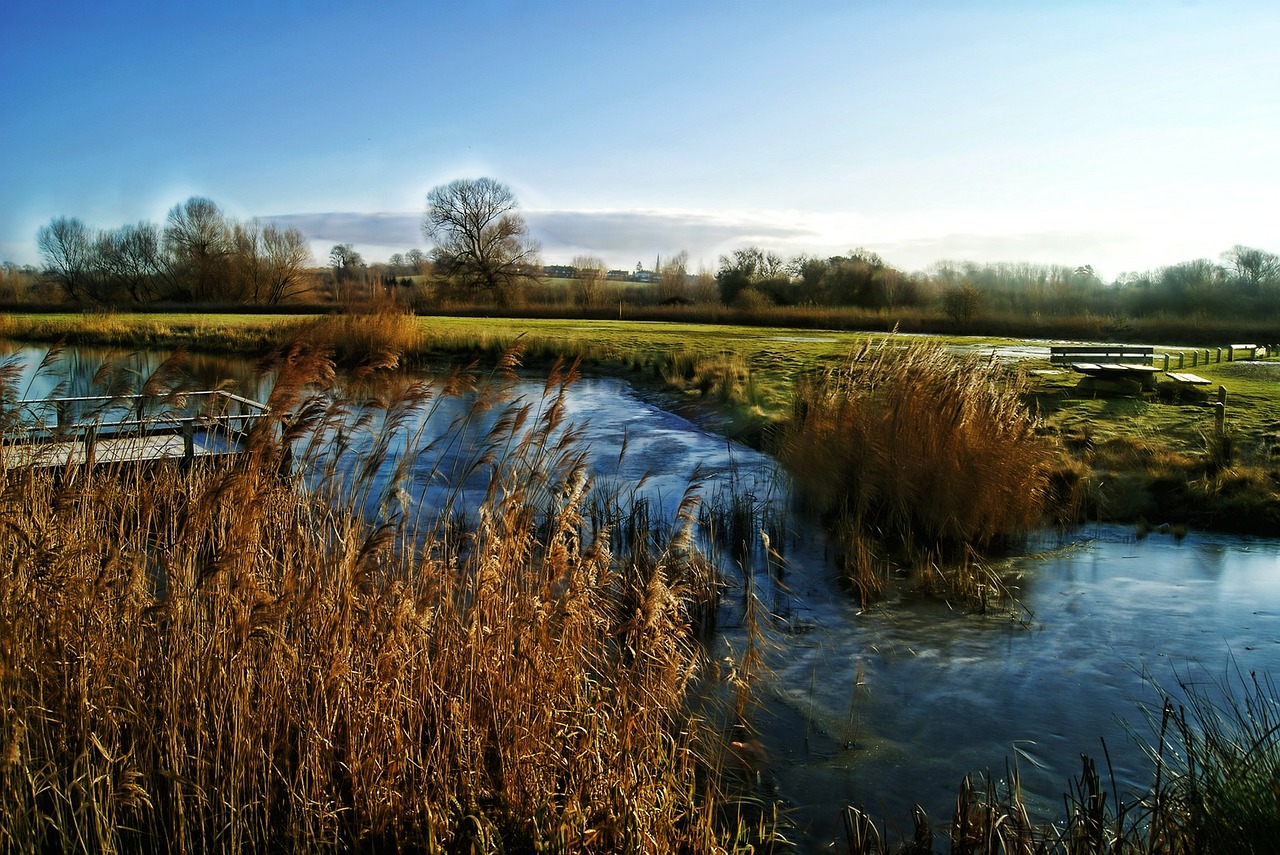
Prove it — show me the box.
[5,342,1279,850]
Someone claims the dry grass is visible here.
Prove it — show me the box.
[280,306,423,371]
[0,345,749,852]
[780,339,1065,604]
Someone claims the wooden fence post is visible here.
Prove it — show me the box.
[182,421,195,470]
[1162,353,1170,372]
[1213,401,1226,436]
[1178,352,1185,369]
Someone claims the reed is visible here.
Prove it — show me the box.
[0,345,745,852]
[780,339,1062,603]
[280,305,423,371]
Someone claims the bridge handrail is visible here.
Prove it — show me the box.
[7,390,271,439]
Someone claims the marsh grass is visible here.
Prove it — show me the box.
[837,670,1280,854]
[780,339,1063,605]
[0,344,756,852]
[281,305,423,371]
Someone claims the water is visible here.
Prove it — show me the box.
[5,342,1279,849]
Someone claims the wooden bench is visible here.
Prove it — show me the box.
[1165,372,1211,385]
[1049,345,1154,366]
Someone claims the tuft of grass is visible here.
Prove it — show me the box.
[281,306,422,371]
[780,339,1061,604]
[1145,671,1280,854]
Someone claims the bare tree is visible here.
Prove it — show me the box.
[98,221,164,302]
[422,177,541,306]
[571,254,607,308]
[225,220,313,304]
[260,223,313,304]
[37,217,96,301]
[1223,245,1280,294]
[656,251,690,304]
[163,197,232,301]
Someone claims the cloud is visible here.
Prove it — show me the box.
[265,212,422,249]
[526,210,812,267]
[260,207,1193,280]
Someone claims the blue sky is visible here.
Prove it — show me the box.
[2,0,1277,279]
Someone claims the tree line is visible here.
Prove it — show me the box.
[17,178,1279,326]
[33,197,313,305]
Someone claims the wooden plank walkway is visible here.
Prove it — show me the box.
[2,390,270,472]
[3,429,243,470]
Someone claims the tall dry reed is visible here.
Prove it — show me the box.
[0,345,741,852]
[780,339,1060,603]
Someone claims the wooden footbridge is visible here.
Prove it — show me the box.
[2,390,271,472]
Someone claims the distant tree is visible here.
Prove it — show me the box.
[328,243,367,302]
[231,220,312,304]
[656,251,690,303]
[328,242,364,273]
[1222,245,1280,294]
[791,254,830,303]
[571,254,607,308]
[716,246,786,305]
[36,216,95,301]
[163,197,232,301]
[0,260,39,302]
[1159,259,1224,314]
[942,283,984,323]
[422,177,541,306]
[98,221,164,302]
[823,253,877,307]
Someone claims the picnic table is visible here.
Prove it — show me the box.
[1068,361,1163,390]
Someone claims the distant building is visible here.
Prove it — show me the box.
[543,265,576,279]
[606,269,631,281]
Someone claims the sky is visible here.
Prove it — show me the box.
[2,0,1277,280]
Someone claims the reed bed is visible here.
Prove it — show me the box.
[280,306,423,371]
[0,345,750,852]
[780,339,1066,603]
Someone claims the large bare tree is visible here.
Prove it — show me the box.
[163,197,232,301]
[233,219,314,304]
[36,216,95,300]
[422,177,540,305]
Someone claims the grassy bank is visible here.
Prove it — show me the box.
[3,310,1278,535]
